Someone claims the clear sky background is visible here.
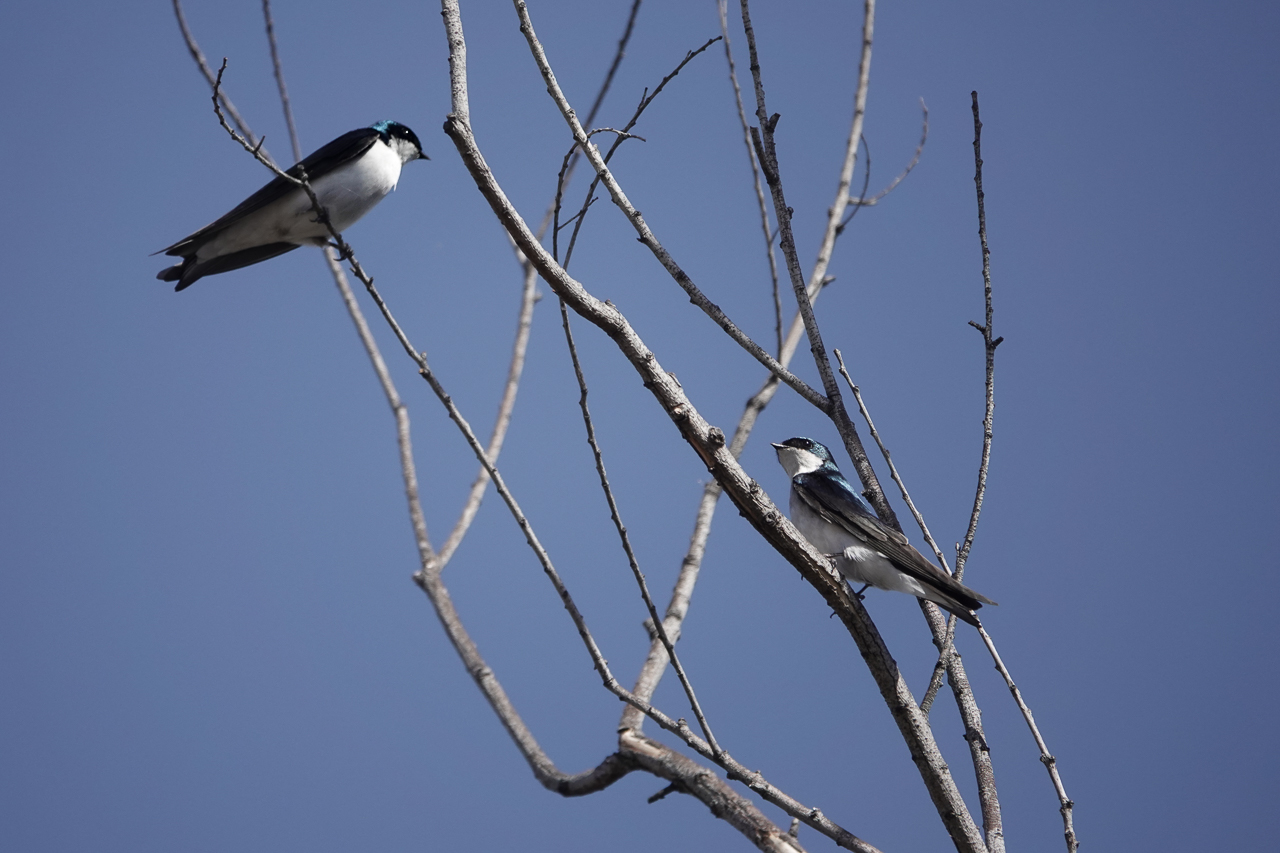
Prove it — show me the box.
[2,1,1277,851]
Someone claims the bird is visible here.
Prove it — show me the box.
[156,120,428,291]
[772,437,996,626]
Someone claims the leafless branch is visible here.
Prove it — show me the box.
[841,98,928,224]
[835,134,874,236]
[918,624,955,715]
[622,272,828,732]
[835,350,950,569]
[738,0,897,530]
[977,627,1077,853]
[261,0,302,163]
[717,0,781,355]
[559,299,722,755]
[555,35,720,271]
[446,32,983,853]
[171,0,271,163]
[958,91,1004,576]
[511,0,825,409]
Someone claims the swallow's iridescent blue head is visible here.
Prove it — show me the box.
[372,120,429,162]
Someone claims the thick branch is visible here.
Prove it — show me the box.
[621,272,827,732]
[442,104,982,853]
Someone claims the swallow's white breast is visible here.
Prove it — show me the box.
[197,139,403,261]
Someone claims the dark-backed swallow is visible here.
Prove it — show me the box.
[156,120,427,291]
[773,437,997,626]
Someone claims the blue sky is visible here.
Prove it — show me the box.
[2,1,1277,851]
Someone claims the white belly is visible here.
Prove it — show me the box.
[198,141,402,260]
[789,488,926,597]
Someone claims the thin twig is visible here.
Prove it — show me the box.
[717,0,781,356]
[978,626,1076,853]
[559,300,722,755]
[836,135,873,236]
[538,0,644,242]
[958,91,1004,576]
[511,0,825,409]
[917,629,954,715]
[172,0,271,163]
[437,262,539,568]
[840,99,928,225]
[834,350,950,569]
[261,0,302,163]
[555,36,720,272]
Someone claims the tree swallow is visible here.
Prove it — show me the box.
[772,437,996,626]
[156,120,428,291]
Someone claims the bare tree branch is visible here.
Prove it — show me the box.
[958,91,1004,577]
[437,262,538,568]
[260,0,302,163]
[978,627,1076,853]
[621,270,828,732]
[172,0,272,163]
[738,0,897,532]
[511,0,826,410]
[840,99,928,222]
[717,0,781,356]
[559,299,723,755]
[444,53,982,853]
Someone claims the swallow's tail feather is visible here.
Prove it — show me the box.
[157,242,301,291]
[920,586,985,627]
